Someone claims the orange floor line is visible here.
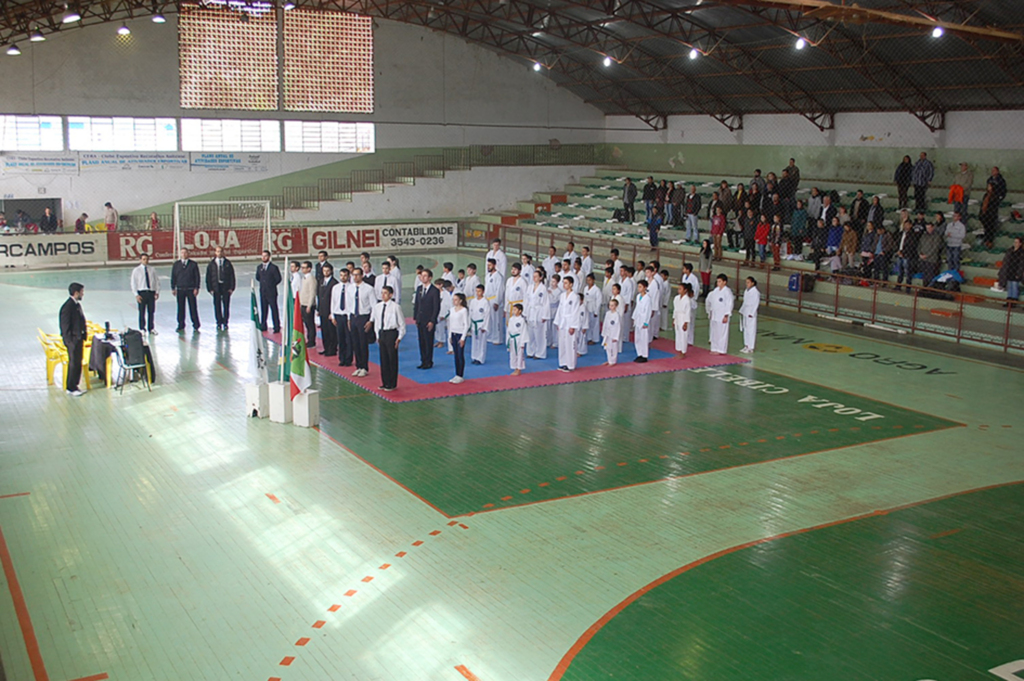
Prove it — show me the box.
[455,664,482,681]
[0,525,49,681]
[68,674,108,681]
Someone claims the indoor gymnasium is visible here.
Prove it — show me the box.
[0,1,1022,680]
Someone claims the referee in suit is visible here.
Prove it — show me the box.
[170,248,201,332]
[130,253,159,333]
[369,285,406,391]
[205,246,236,330]
[317,264,338,356]
[413,268,440,369]
[59,282,87,396]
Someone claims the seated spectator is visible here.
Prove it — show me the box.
[837,205,851,228]
[75,213,88,233]
[998,237,1023,307]
[826,216,844,254]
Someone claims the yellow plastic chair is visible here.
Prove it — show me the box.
[37,331,68,387]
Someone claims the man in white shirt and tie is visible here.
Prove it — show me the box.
[130,253,159,334]
[347,268,378,377]
[368,284,406,391]
[330,268,352,367]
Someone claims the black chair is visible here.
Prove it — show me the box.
[117,329,151,394]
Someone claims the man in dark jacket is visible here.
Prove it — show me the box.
[849,190,869,235]
[255,250,282,333]
[917,223,944,286]
[894,221,921,291]
[39,208,59,234]
[59,282,87,395]
[894,155,914,209]
[205,246,236,330]
[171,248,201,332]
[622,178,638,223]
[999,237,1023,306]
[642,177,657,222]
[414,268,440,369]
[317,264,339,355]
[870,223,896,282]
[684,186,702,243]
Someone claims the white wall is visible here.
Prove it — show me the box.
[604,111,1024,150]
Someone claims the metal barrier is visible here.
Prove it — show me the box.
[467,223,1023,353]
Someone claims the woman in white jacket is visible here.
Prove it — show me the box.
[673,281,696,359]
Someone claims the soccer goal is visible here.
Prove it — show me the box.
[173,200,272,259]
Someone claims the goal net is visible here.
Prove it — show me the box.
[173,201,272,259]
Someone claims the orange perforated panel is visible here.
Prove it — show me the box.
[284,10,374,113]
[179,6,278,110]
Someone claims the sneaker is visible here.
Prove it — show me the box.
[358,369,369,377]
[149,329,158,335]
[352,368,362,376]
[66,389,84,397]
[452,376,465,384]
[448,376,458,383]
[558,366,570,372]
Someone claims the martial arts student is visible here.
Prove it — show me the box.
[583,274,602,344]
[441,262,456,285]
[455,269,466,295]
[580,246,593,277]
[504,263,528,330]
[468,285,489,365]
[507,303,527,376]
[602,298,623,366]
[464,263,480,297]
[681,263,700,346]
[548,273,562,349]
[435,279,455,353]
[542,246,559,280]
[610,248,624,283]
[632,279,654,363]
[555,276,581,372]
[387,257,402,303]
[486,239,508,277]
[659,269,672,334]
[571,259,586,294]
[644,266,662,338]
[448,292,469,384]
[618,267,635,344]
[601,266,616,321]
[520,253,535,282]
[673,281,696,359]
[484,258,505,345]
[525,269,550,359]
[576,292,589,356]
[739,276,761,354]
[706,274,735,355]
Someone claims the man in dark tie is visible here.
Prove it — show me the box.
[347,268,375,377]
[170,248,201,332]
[317,264,338,356]
[205,246,236,331]
[130,253,159,334]
[59,282,88,396]
[255,249,282,333]
[414,268,440,369]
[315,250,332,285]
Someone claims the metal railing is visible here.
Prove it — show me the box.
[467,222,1023,353]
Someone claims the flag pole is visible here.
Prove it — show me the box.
[281,255,289,384]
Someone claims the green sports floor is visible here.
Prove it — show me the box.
[1,252,1022,681]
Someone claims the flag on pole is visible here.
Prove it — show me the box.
[249,281,268,384]
[279,257,291,384]
[289,292,311,400]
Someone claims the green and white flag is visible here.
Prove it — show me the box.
[249,281,268,384]
[289,291,311,399]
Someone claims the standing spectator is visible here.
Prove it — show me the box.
[698,240,713,297]
[894,155,914,210]
[255,250,282,333]
[786,158,801,188]
[866,195,885,233]
[777,169,796,219]
[742,208,758,266]
[706,191,722,237]
[664,181,677,225]
[171,248,201,332]
[718,181,734,218]
[951,162,974,216]
[894,221,920,292]
[790,199,808,256]
[710,205,726,260]
[654,180,669,216]
[848,190,869,235]
[750,169,766,196]
[998,238,1024,307]
[811,218,829,270]
[980,183,1001,248]
[103,202,119,232]
[912,152,935,212]
[74,213,88,233]
[622,177,638,223]
[684,185,702,243]
[917,223,944,286]
[414,269,440,369]
[933,210,947,237]
[754,214,771,267]
[807,187,823,223]
[945,211,966,272]
[769,215,784,271]
[732,183,747,219]
[988,166,1008,205]
[39,207,59,234]
[205,246,235,331]
[827,216,844,255]
[728,204,743,250]
[131,253,159,334]
[669,181,686,227]
[839,223,858,270]
[317,264,338,356]
[59,282,88,396]
[148,212,161,231]
[641,176,657,222]
[870,223,895,282]
[819,194,837,227]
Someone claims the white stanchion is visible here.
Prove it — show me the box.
[245,383,269,418]
[268,381,293,423]
[293,390,320,428]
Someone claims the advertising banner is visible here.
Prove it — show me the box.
[80,152,189,172]
[189,153,269,172]
[1,153,79,175]
[0,233,106,266]
[106,228,307,261]
[308,223,457,255]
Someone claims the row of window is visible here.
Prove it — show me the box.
[0,115,376,154]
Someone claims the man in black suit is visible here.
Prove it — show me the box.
[205,246,236,331]
[315,250,332,285]
[59,282,87,396]
[255,249,282,333]
[317,264,338,356]
[413,268,440,369]
[170,248,201,332]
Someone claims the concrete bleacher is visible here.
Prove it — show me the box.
[500,168,1024,301]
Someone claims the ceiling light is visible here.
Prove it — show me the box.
[62,8,82,23]
[931,26,944,38]
[795,37,806,50]
[688,48,699,60]
[283,1,296,8]
[603,55,612,67]
[118,23,131,35]
[6,43,22,56]
[30,30,46,42]
[152,13,166,23]
[533,62,542,72]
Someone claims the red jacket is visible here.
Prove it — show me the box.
[755,221,771,245]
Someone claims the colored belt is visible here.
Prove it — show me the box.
[471,319,483,335]
[507,332,522,354]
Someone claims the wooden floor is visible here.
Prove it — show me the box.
[1,253,1022,681]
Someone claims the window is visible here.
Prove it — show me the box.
[0,115,64,151]
[181,118,281,152]
[68,117,178,151]
[283,11,374,113]
[178,6,278,110]
[283,121,375,153]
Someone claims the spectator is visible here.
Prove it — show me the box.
[894,155,914,210]
[750,169,766,196]
[728,205,743,250]
[786,158,801,188]
[866,195,885,232]
[945,211,966,272]
[14,210,31,233]
[770,214,784,271]
[622,177,638,223]
[698,239,713,297]
[870,223,895,282]
[849,190,869,235]
[894,221,920,292]
[811,218,829,268]
[642,176,657,221]
[684,185,702,243]
[933,210,947,237]
[754,214,771,267]
[917,223,944,286]
[951,162,974,215]
[741,208,757,265]
[819,194,837,227]
[718,180,734,218]
[74,213,88,233]
[747,183,762,218]
[39,208,58,234]
[790,199,808,256]
[980,183,1001,248]
[807,186,823,222]
[669,181,686,227]
[766,194,783,224]
[988,166,1008,205]
[732,183,747,219]
[654,180,669,215]
[663,181,676,225]
[912,152,935,212]
[912,210,928,232]
[103,202,119,232]
[840,223,858,270]
[149,212,161,231]
[837,205,851,228]
[998,237,1023,307]
[646,206,663,249]
[827,216,844,254]
[710,205,726,260]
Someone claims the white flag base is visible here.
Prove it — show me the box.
[245,383,269,418]
[268,381,293,423]
[292,390,319,428]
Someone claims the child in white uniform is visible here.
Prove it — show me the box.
[507,304,527,375]
[548,273,561,349]
[435,279,452,350]
[602,298,623,366]
[632,280,653,362]
[673,281,696,359]
[583,273,602,344]
[468,284,489,364]
[576,293,589,356]
[525,270,550,359]
[739,276,760,354]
